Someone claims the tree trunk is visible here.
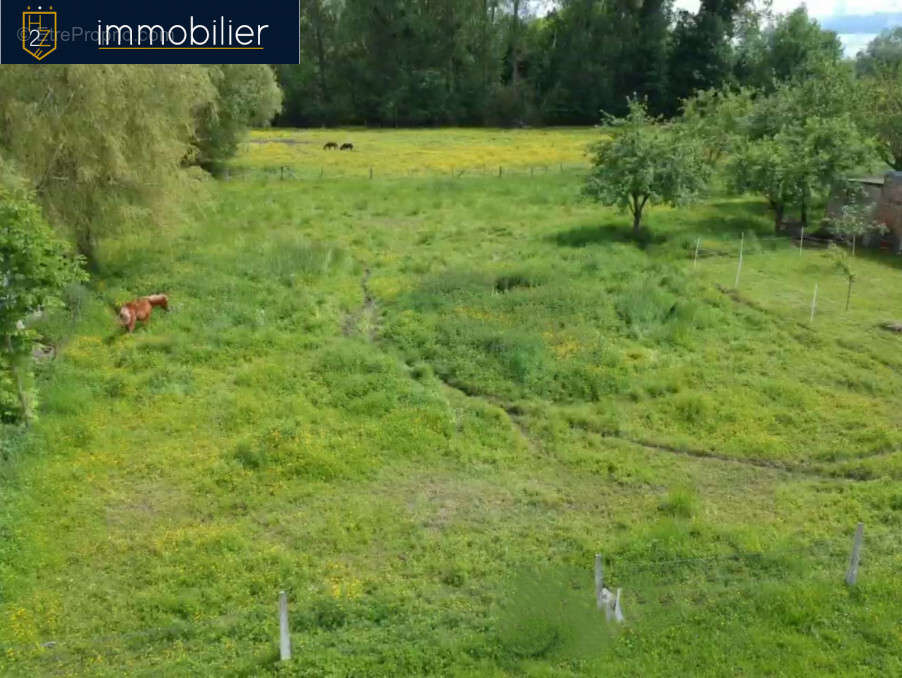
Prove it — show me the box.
[772,201,784,233]
[631,193,645,236]
[76,227,99,272]
[311,1,330,103]
[510,0,521,88]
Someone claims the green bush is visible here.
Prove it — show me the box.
[0,167,85,423]
[496,567,611,660]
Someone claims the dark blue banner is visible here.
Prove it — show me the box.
[1,0,300,63]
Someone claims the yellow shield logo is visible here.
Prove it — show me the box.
[22,7,57,61]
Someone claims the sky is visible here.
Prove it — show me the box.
[675,0,902,56]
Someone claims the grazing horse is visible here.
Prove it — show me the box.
[323,141,338,150]
[118,294,169,333]
[340,142,354,151]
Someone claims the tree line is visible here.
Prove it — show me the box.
[277,2,876,126]
[585,28,902,236]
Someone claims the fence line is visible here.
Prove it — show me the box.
[0,604,267,655]
[223,162,592,182]
[4,524,898,660]
[603,528,901,580]
[596,522,898,624]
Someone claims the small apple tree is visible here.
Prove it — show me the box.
[584,99,710,237]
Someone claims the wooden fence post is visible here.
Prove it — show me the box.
[693,238,700,268]
[845,523,864,586]
[279,591,291,661]
[799,226,804,255]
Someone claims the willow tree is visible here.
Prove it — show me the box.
[0,65,216,269]
[194,65,283,173]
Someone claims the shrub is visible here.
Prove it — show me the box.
[0,166,86,423]
[658,486,698,518]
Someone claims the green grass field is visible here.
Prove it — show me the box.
[2,128,901,676]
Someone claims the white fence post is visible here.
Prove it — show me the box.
[594,553,604,610]
[279,590,291,661]
[613,588,624,623]
[594,554,624,623]
[693,238,700,268]
[810,282,818,323]
[734,232,744,288]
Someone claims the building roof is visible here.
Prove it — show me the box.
[849,176,886,186]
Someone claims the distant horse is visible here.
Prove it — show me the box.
[323,141,338,150]
[340,143,354,151]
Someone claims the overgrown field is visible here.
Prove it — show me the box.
[2,129,901,676]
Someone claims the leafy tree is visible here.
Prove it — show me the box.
[668,0,749,112]
[856,27,902,76]
[726,79,873,231]
[0,65,216,269]
[858,65,902,170]
[681,87,754,164]
[194,65,283,173]
[584,99,710,235]
[727,135,796,230]
[623,0,672,115]
[0,162,85,423]
[532,0,631,122]
[735,8,842,90]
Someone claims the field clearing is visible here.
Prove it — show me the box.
[241,127,599,176]
[2,128,902,676]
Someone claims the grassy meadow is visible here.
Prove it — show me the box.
[239,127,599,177]
[2,128,902,676]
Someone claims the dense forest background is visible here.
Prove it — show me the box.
[275,0,878,126]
